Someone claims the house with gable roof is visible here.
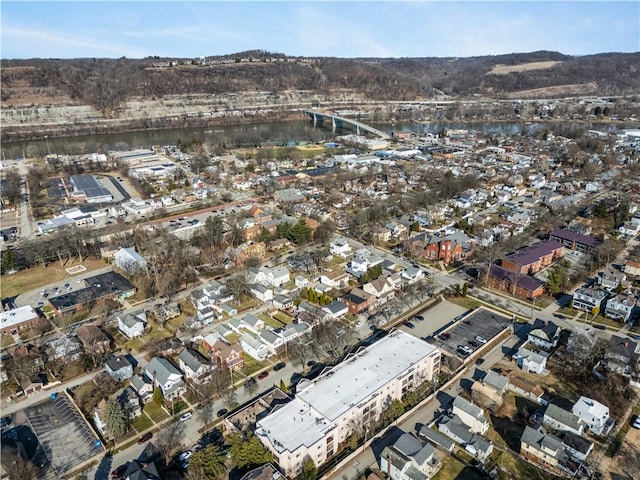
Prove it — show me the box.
[527,319,561,350]
[240,332,270,361]
[379,432,441,480]
[144,357,186,400]
[513,347,549,374]
[451,396,490,434]
[118,310,147,339]
[178,348,213,383]
[604,335,640,376]
[571,396,613,436]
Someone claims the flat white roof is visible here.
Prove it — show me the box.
[256,330,439,453]
[0,305,38,330]
[298,330,439,422]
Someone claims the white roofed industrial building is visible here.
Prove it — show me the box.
[255,329,441,477]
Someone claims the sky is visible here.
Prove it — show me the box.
[1,1,639,59]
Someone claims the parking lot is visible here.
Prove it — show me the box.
[23,393,103,477]
[397,300,469,339]
[429,307,513,359]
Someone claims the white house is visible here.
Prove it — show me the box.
[513,347,549,374]
[240,333,270,361]
[380,432,441,480]
[571,396,612,436]
[117,310,147,339]
[323,300,349,319]
[250,284,274,303]
[178,348,213,383]
[452,396,490,434]
[543,404,585,435]
[259,329,284,354]
[144,357,186,400]
[266,266,290,287]
[105,355,134,382]
[527,319,561,350]
[114,247,147,273]
[329,240,352,258]
[242,313,265,334]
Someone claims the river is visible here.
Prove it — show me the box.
[1,118,630,160]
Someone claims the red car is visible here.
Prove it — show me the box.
[111,465,127,478]
[258,371,269,380]
[137,432,153,444]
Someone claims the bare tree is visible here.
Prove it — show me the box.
[156,419,187,463]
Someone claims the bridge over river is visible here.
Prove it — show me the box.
[302,109,391,140]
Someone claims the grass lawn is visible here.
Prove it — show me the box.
[168,399,189,415]
[2,257,106,298]
[260,314,282,329]
[123,337,146,352]
[589,315,623,329]
[226,333,241,345]
[241,354,266,377]
[447,296,483,311]
[166,315,184,333]
[432,456,464,480]
[1,335,16,348]
[491,451,557,480]
[131,413,153,432]
[144,403,169,423]
[273,312,292,324]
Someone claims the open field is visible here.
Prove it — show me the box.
[1,257,106,299]
[489,61,562,75]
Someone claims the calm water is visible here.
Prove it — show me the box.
[1,118,629,159]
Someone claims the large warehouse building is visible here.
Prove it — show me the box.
[70,175,113,203]
[255,329,441,477]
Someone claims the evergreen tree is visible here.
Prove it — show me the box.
[105,398,129,439]
[300,458,318,480]
[189,444,227,479]
[153,387,164,406]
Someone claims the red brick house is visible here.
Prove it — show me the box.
[204,339,244,372]
[341,288,374,315]
[404,231,474,265]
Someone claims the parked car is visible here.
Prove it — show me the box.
[216,408,228,417]
[137,432,153,444]
[632,417,640,429]
[258,371,269,380]
[475,336,488,344]
[179,412,192,422]
[457,345,473,356]
[414,315,425,321]
[178,450,193,462]
[593,324,607,330]
[404,321,416,329]
[273,362,286,372]
[111,465,127,478]
[475,357,485,365]
[439,332,451,340]
[468,340,480,348]
[355,320,364,327]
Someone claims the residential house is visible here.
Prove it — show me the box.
[513,347,549,374]
[118,310,147,339]
[273,294,294,310]
[506,371,546,404]
[598,267,626,291]
[401,266,424,285]
[20,375,45,396]
[204,338,244,371]
[117,386,143,419]
[178,348,213,383]
[379,432,441,480]
[341,288,374,315]
[501,240,564,275]
[451,396,490,434]
[240,333,270,361]
[242,314,265,334]
[76,324,110,354]
[266,266,290,287]
[130,374,154,404]
[471,370,509,406]
[605,291,637,322]
[416,426,455,453]
[527,319,561,350]
[438,415,494,461]
[122,442,163,480]
[250,284,274,303]
[105,355,134,382]
[259,329,284,355]
[562,432,594,463]
[274,322,311,344]
[47,335,82,361]
[543,404,585,435]
[323,300,349,319]
[329,240,352,258]
[572,287,608,314]
[144,357,186,400]
[604,335,639,376]
[404,230,475,265]
[160,303,180,321]
[520,426,578,477]
[114,247,147,274]
[243,241,266,259]
[623,260,640,277]
[571,396,613,436]
[156,337,184,357]
[362,277,396,308]
[319,270,351,290]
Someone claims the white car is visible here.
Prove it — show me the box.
[179,412,192,422]
[475,336,488,344]
[355,320,364,327]
[632,417,640,429]
[178,450,193,462]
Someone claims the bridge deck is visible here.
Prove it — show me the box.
[303,109,390,140]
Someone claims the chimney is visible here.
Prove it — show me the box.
[543,320,548,327]
[624,341,629,348]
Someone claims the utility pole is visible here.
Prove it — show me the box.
[44,135,51,157]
